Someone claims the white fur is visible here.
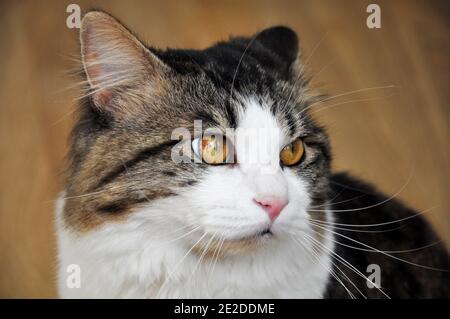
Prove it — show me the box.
[56,97,334,298]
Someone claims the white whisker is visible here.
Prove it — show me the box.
[291,234,356,299]
[310,223,450,272]
[310,168,414,213]
[302,231,390,298]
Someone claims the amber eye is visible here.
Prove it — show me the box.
[280,138,304,166]
[192,135,229,164]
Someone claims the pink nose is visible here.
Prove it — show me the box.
[254,197,289,221]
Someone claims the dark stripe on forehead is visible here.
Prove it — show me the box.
[269,100,297,137]
[283,111,297,137]
[95,140,178,191]
[197,100,237,129]
[194,110,220,126]
[224,101,238,128]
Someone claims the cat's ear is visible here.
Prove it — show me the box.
[256,26,300,66]
[80,11,168,117]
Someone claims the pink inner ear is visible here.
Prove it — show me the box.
[83,50,115,108]
[94,90,113,110]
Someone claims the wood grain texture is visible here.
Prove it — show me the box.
[0,0,448,298]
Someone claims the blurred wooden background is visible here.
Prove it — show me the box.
[0,0,448,298]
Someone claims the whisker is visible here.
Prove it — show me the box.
[304,32,330,68]
[309,190,365,209]
[73,77,132,101]
[307,85,397,109]
[309,221,405,233]
[51,107,79,126]
[310,223,450,272]
[229,32,261,104]
[309,93,396,116]
[300,235,366,298]
[209,235,225,281]
[301,231,390,298]
[291,234,356,299]
[163,225,201,245]
[309,206,434,228]
[308,221,442,253]
[156,232,207,298]
[190,232,217,281]
[309,168,414,213]
[283,32,330,112]
[312,239,367,299]
[308,57,336,86]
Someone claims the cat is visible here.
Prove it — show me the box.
[56,11,450,298]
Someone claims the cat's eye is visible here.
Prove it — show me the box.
[280,138,304,166]
[192,135,230,164]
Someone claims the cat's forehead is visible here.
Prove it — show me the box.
[157,39,291,94]
[148,37,312,138]
[236,96,293,142]
[218,94,308,140]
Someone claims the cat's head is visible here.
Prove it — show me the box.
[64,11,331,256]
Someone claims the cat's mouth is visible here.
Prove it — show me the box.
[250,228,272,238]
[227,227,273,242]
[192,228,273,258]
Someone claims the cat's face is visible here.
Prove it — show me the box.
[64,12,331,256]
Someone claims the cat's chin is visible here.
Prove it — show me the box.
[192,229,274,258]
